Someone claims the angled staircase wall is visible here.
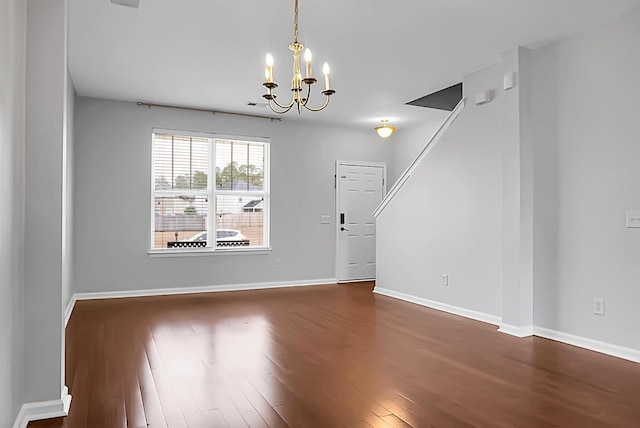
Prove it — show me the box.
[374,48,532,331]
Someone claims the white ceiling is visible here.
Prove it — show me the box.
[68,0,640,129]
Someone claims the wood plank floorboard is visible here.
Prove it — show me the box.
[28,282,640,427]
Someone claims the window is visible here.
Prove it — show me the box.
[151,130,269,252]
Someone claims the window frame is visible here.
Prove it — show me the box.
[149,128,271,256]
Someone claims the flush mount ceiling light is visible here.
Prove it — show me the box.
[375,120,396,139]
[262,0,335,115]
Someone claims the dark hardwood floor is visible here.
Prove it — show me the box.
[29,282,640,427]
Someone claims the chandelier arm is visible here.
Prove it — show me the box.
[267,98,294,114]
[270,94,296,110]
[302,94,332,112]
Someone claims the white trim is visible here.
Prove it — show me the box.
[153,128,271,143]
[150,131,271,253]
[373,98,465,218]
[498,323,534,337]
[64,297,76,328]
[149,130,156,249]
[337,278,375,284]
[373,287,501,326]
[335,160,387,168]
[13,387,71,428]
[533,326,640,363]
[69,278,338,303]
[148,247,272,257]
[374,288,639,363]
[373,287,639,362]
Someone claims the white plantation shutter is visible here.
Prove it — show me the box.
[152,131,269,251]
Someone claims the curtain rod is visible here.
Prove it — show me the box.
[137,101,282,122]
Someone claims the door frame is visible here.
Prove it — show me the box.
[335,160,387,283]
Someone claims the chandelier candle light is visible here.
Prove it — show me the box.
[262,0,335,114]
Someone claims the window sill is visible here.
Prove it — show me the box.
[148,247,272,258]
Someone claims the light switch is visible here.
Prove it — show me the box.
[626,211,640,228]
[321,215,331,224]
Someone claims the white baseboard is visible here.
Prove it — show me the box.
[498,323,534,337]
[64,297,76,328]
[533,326,640,363]
[373,287,501,326]
[373,287,639,363]
[65,279,337,324]
[337,278,375,284]
[13,386,71,428]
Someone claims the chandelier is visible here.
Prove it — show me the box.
[262,0,335,115]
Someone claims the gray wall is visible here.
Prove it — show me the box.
[24,0,67,403]
[0,0,26,425]
[531,41,560,335]
[73,97,391,294]
[377,8,640,351]
[376,58,507,319]
[532,9,640,349]
[500,47,535,331]
[386,110,449,186]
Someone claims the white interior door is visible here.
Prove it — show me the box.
[336,162,385,282]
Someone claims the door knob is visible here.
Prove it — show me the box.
[340,227,349,231]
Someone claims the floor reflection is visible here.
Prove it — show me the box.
[28,282,638,428]
[212,316,270,373]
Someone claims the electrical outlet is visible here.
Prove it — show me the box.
[442,274,449,286]
[275,259,282,269]
[593,299,605,315]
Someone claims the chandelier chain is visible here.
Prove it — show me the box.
[294,0,299,43]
